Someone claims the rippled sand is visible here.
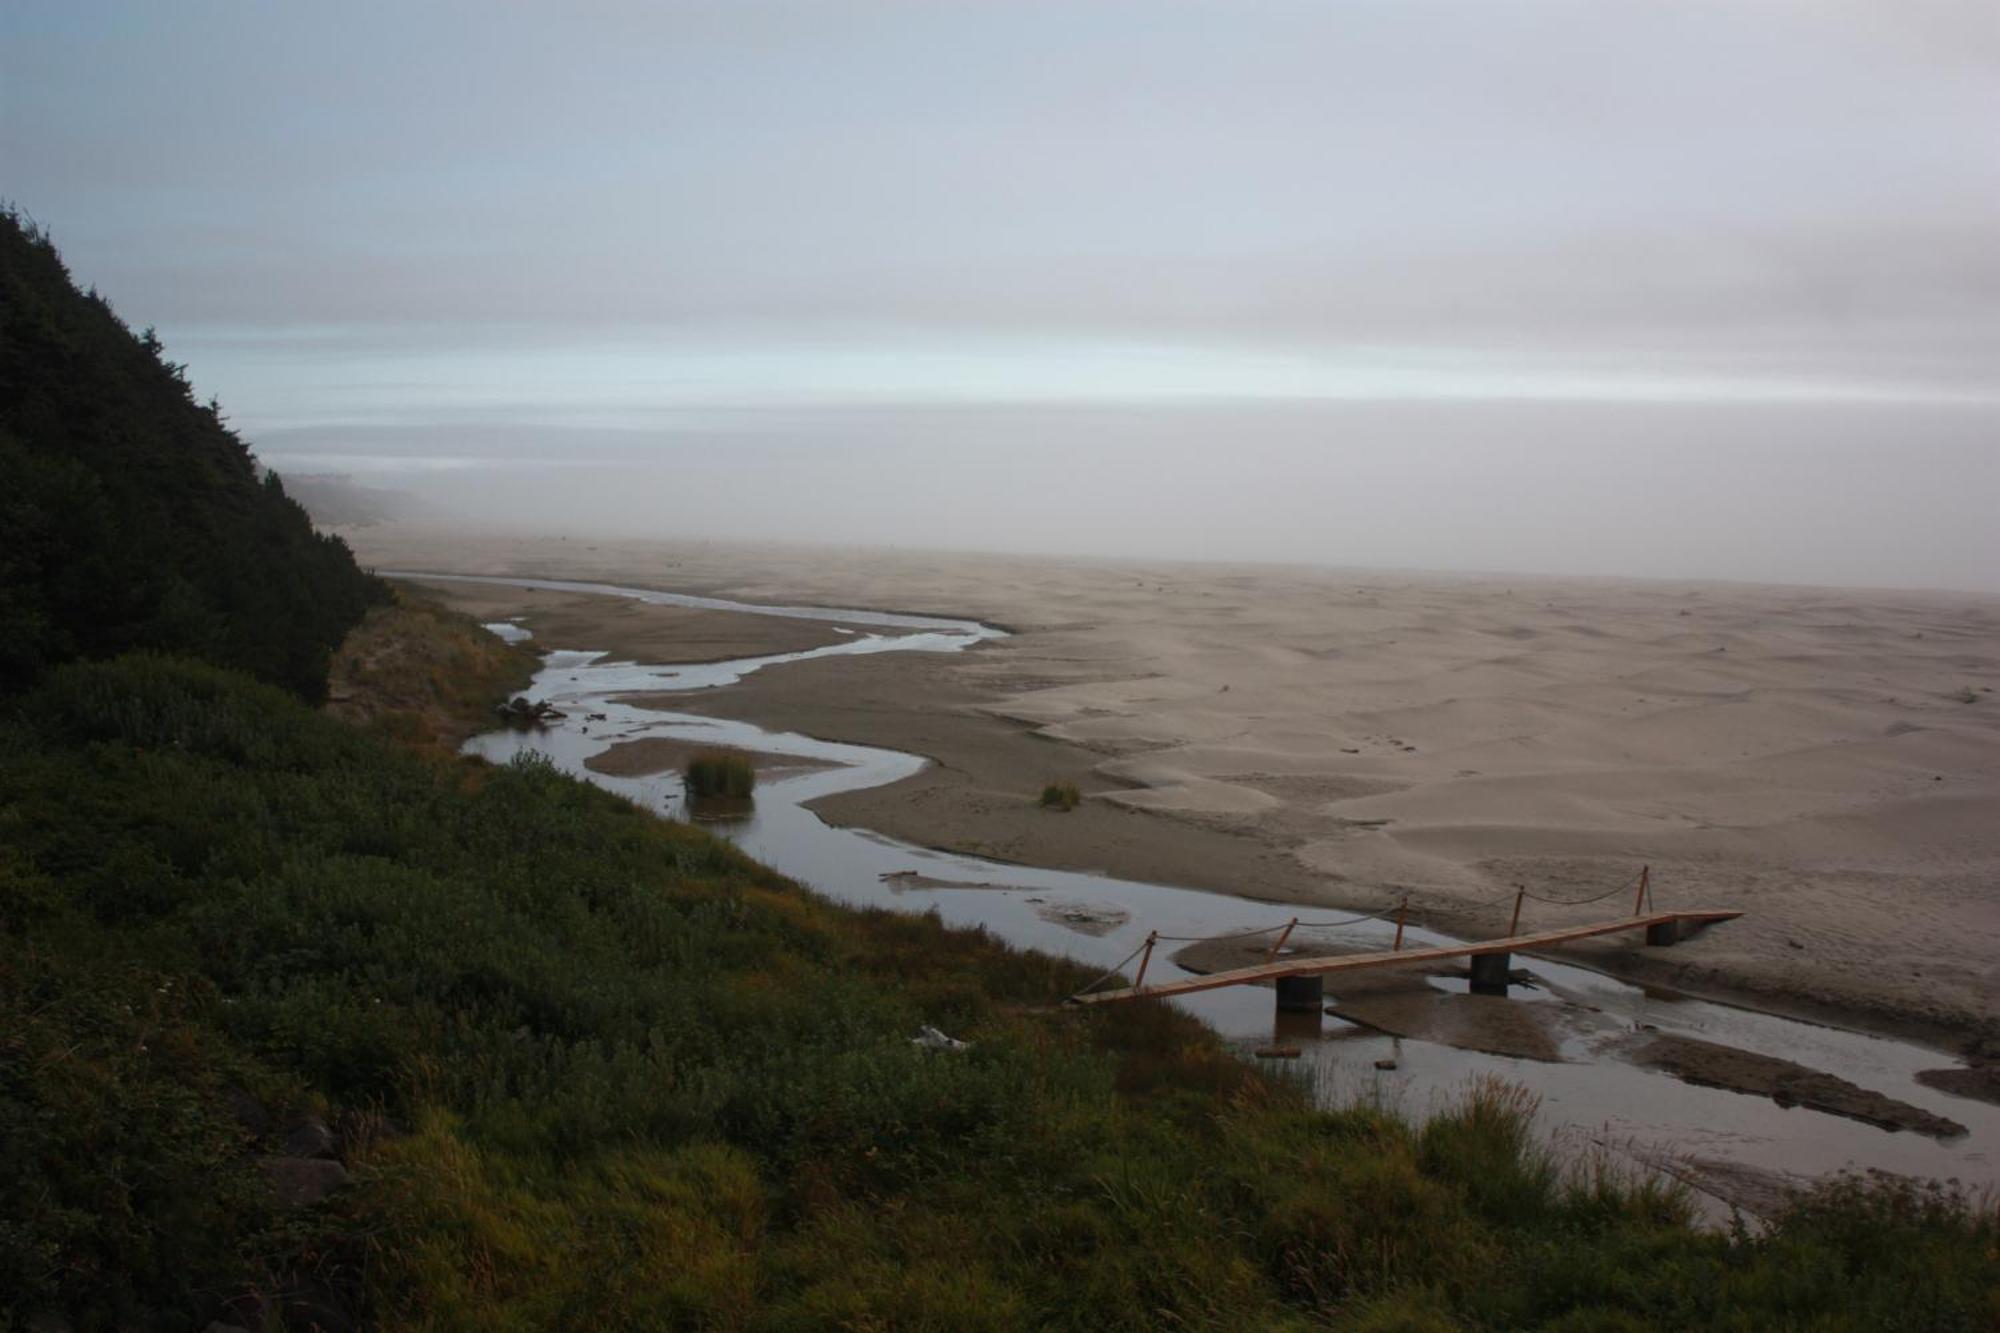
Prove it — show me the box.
[351,524,2000,1040]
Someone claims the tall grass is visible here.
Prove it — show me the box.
[684,749,756,798]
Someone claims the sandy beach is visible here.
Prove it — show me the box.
[356,525,2000,1046]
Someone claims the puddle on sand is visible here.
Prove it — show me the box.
[416,571,1997,1215]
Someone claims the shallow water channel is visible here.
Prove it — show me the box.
[407,571,1998,1213]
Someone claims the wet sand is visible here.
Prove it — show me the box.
[874,872,1134,936]
[350,525,2000,1046]
[398,576,852,663]
[1633,1034,1965,1138]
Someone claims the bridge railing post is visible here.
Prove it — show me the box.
[1633,865,1650,916]
[1263,918,1298,965]
[1133,931,1158,990]
[1509,886,1525,937]
[1393,898,1407,951]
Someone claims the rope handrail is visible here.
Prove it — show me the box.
[1069,936,1152,998]
[1151,922,1286,944]
[1153,905,1397,944]
[1517,867,1645,908]
[1292,907,1396,930]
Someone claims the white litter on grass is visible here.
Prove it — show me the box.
[911,1025,970,1052]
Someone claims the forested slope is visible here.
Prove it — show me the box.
[0,210,382,700]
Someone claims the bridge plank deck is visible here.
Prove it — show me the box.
[1069,909,1742,1006]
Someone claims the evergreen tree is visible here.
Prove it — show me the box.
[0,210,384,699]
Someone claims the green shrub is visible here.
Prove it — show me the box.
[684,749,756,798]
[1039,779,1081,811]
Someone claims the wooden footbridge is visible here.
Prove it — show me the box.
[1067,869,1741,1009]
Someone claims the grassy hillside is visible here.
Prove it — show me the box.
[0,211,383,701]
[3,654,1993,1330]
[325,585,539,754]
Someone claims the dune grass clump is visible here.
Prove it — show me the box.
[684,750,756,799]
[1039,780,1081,811]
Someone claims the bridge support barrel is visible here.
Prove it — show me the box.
[1469,951,1511,996]
[1274,974,1325,1013]
[1645,919,1683,947]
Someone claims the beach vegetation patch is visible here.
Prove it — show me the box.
[685,749,757,798]
[1039,779,1082,811]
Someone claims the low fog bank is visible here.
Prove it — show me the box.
[268,400,2000,594]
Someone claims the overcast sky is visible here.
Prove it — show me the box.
[5,2,1997,588]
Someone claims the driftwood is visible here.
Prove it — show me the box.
[496,695,567,727]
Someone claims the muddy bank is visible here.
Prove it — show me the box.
[879,869,1002,892]
[1635,1034,1966,1138]
[1917,1027,2000,1107]
[585,736,837,782]
[878,871,1132,937]
[1658,1158,1810,1223]
[1329,985,1566,1063]
[1916,1067,2000,1107]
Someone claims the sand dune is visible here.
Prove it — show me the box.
[349,525,2000,1039]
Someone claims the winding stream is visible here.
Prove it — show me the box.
[405,571,1997,1212]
